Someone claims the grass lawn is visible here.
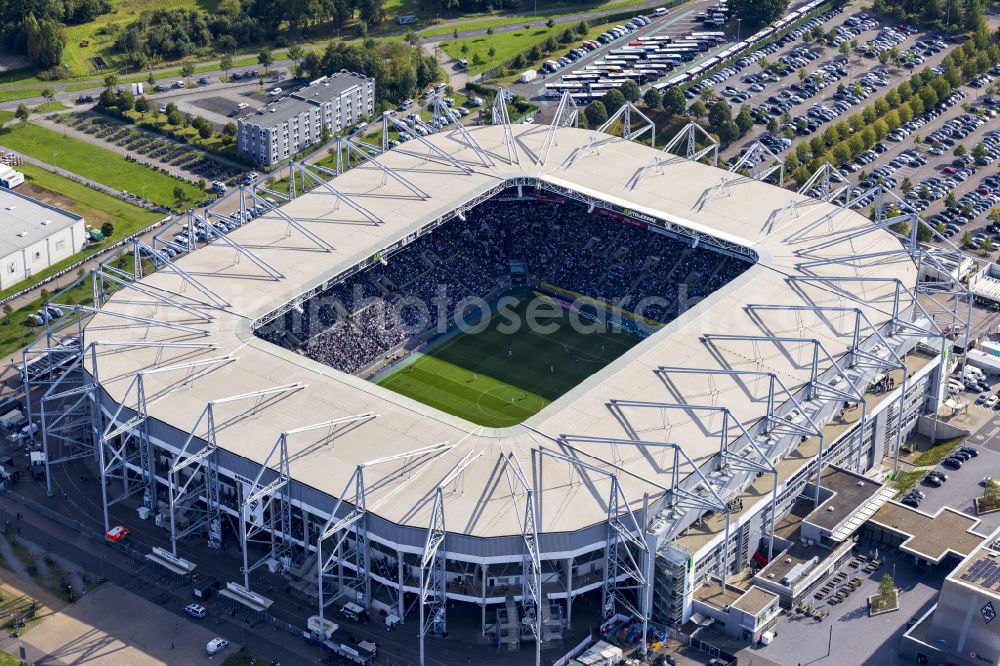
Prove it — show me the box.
[15,163,163,244]
[375,294,639,426]
[33,101,70,114]
[419,0,661,38]
[440,27,558,75]
[0,111,14,125]
[62,0,222,75]
[0,650,17,665]
[914,437,963,466]
[891,470,923,498]
[0,88,48,103]
[0,121,204,208]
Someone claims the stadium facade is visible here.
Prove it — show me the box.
[26,101,965,663]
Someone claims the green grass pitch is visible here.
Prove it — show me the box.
[375,295,641,427]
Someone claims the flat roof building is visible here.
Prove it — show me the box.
[901,531,1000,666]
[0,188,86,290]
[237,72,375,166]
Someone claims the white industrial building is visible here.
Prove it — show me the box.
[237,72,375,166]
[0,188,85,290]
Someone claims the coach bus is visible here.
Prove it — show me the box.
[689,31,726,44]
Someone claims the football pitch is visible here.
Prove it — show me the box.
[375,296,641,427]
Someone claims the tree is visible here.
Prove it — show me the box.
[486,26,494,36]
[602,88,625,113]
[41,87,55,103]
[180,62,195,83]
[585,100,608,126]
[946,191,958,208]
[223,122,237,138]
[718,120,740,145]
[488,47,496,61]
[575,21,588,36]
[257,47,274,73]
[963,230,973,246]
[689,100,707,119]
[134,95,149,116]
[643,88,662,110]
[735,107,753,135]
[973,141,988,160]
[798,67,808,82]
[14,104,29,123]
[662,87,686,115]
[707,100,732,131]
[166,107,182,126]
[729,0,789,31]
[620,80,641,103]
[472,53,484,66]
[559,28,573,44]
[901,176,913,195]
[100,222,114,239]
[288,44,304,69]
[546,18,554,29]
[220,54,233,77]
[116,89,134,112]
[954,144,967,157]
[174,186,187,204]
[878,574,895,603]
[103,74,118,90]
[989,208,1000,224]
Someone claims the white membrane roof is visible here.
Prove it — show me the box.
[84,124,919,538]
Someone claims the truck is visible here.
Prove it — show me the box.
[0,409,22,430]
[29,450,46,480]
[519,70,538,83]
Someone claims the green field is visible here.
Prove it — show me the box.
[376,295,640,427]
[0,121,204,208]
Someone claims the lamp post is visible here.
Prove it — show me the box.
[737,18,742,43]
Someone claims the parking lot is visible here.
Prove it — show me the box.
[911,418,1000,533]
[157,72,293,129]
[743,548,942,666]
[720,10,960,162]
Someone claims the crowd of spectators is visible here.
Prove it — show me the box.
[258,191,751,374]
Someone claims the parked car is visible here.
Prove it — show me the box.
[104,525,129,542]
[185,603,207,618]
[942,457,963,469]
[206,638,229,655]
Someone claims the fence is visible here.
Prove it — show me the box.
[2,489,101,539]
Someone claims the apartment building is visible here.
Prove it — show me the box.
[237,71,375,166]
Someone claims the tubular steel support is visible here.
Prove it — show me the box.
[729,140,784,184]
[534,444,660,656]
[501,452,542,666]
[419,450,482,666]
[597,101,655,148]
[538,91,579,166]
[316,442,453,628]
[703,333,871,471]
[492,88,521,165]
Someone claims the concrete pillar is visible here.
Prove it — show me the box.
[397,550,405,620]
[481,562,489,634]
[301,506,310,549]
[565,557,574,628]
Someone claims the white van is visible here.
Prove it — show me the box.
[654,7,668,16]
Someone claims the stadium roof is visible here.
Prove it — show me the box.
[0,187,82,258]
[84,124,922,539]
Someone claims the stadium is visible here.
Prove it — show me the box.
[26,103,953,663]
